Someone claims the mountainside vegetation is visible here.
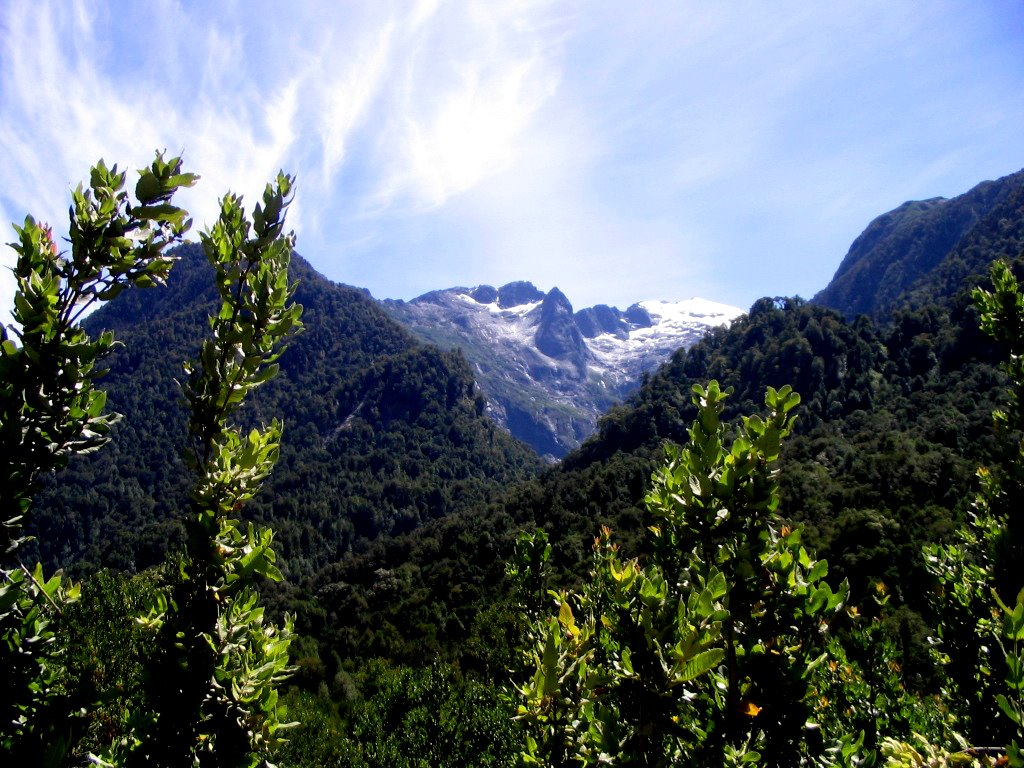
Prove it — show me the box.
[306,285,1011,669]
[291,262,1024,767]
[814,168,1024,322]
[2,155,305,766]
[28,244,541,580]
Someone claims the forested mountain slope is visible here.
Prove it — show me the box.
[16,163,1024,764]
[29,245,542,579]
[814,169,1024,321]
[308,282,1015,666]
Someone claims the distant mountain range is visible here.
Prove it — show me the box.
[382,283,742,457]
[316,167,1024,666]
[376,167,1024,457]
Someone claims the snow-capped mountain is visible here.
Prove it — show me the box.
[381,282,743,459]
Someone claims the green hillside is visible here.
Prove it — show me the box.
[814,169,1024,321]
[308,288,1011,665]
[28,244,542,580]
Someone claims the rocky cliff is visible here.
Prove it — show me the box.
[382,283,743,458]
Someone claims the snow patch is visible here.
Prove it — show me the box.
[637,298,744,326]
[454,292,543,318]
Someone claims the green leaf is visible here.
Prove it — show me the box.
[808,586,828,615]
[558,599,579,638]
[1009,597,1024,641]
[807,559,828,583]
[677,648,725,682]
[135,172,163,204]
[998,694,1023,726]
[798,546,812,569]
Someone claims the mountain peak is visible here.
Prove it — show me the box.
[497,281,545,308]
[814,168,1024,321]
[469,285,498,304]
[535,287,588,374]
[382,281,743,457]
[575,304,628,339]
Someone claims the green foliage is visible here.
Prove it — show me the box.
[912,260,1024,765]
[1,157,306,766]
[28,246,541,580]
[55,569,165,759]
[500,295,995,616]
[301,474,535,667]
[105,174,303,767]
[0,562,81,764]
[877,732,976,768]
[1,152,195,553]
[271,264,1010,764]
[9,154,1024,768]
[513,382,850,767]
[0,152,195,766]
[514,534,728,766]
[976,260,1024,763]
[648,382,850,765]
[27,191,1007,698]
[277,661,518,768]
[994,591,1024,744]
[812,587,957,762]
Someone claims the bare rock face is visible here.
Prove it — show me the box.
[497,281,545,308]
[381,283,743,459]
[624,304,653,328]
[576,304,628,339]
[470,285,498,304]
[535,288,589,376]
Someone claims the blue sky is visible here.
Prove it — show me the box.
[2,1,1024,327]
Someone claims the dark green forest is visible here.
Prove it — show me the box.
[28,244,540,580]
[5,159,1024,766]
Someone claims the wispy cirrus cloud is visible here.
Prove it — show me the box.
[0,0,567,322]
[366,0,564,212]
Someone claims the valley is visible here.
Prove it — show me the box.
[8,164,1024,766]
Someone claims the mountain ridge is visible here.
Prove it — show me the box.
[814,168,1024,320]
[381,281,743,457]
[309,166,1024,666]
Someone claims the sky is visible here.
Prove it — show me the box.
[2,1,1024,328]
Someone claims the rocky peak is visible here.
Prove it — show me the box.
[469,285,498,304]
[624,303,653,328]
[534,287,589,375]
[575,304,629,339]
[380,281,743,458]
[497,281,545,308]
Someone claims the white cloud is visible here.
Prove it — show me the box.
[0,0,568,324]
[355,0,565,212]
[316,21,397,182]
